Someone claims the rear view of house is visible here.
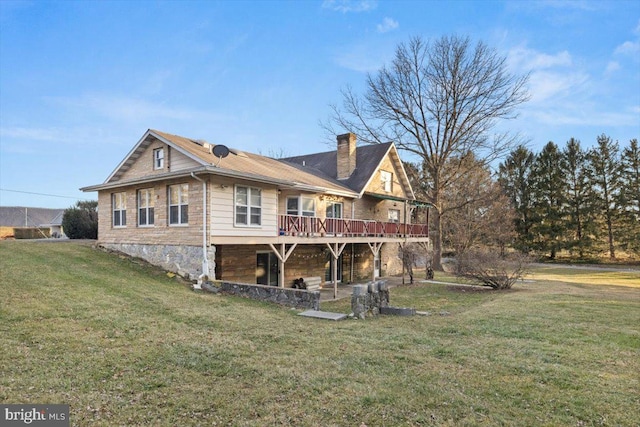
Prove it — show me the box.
[81,129,429,288]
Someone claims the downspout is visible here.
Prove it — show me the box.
[191,172,210,289]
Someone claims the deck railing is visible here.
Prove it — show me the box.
[278,215,429,238]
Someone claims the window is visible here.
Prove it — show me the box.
[381,170,393,193]
[138,188,155,226]
[153,148,164,170]
[236,186,261,226]
[326,201,342,219]
[168,184,188,225]
[388,209,400,223]
[286,196,315,216]
[112,192,127,227]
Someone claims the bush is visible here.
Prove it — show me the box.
[62,201,98,239]
[454,249,531,290]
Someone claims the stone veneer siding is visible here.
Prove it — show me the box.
[100,242,215,280]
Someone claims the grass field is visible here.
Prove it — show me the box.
[1,241,638,426]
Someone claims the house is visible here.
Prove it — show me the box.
[0,206,65,237]
[81,129,429,290]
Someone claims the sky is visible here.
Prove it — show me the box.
[1,0,639,209]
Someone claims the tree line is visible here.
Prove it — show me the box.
[498,136,639,260]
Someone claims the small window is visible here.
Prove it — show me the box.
[138,188,155,226]
[286,197,298,216]
[301,197,315,217]
[381,170,393,193]
[286,196,315,217]
[112,192,127,227]
[168,184,188,225]
[153,148,164,170]
[236,186,261,226]
[388,209,400,223]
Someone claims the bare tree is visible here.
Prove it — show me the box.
[439,152,516,257]
[323,35,529,270]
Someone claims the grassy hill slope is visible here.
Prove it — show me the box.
[1,241,638,426]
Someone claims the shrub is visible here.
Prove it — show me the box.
[454,249,531,290]
[62,201,98,239]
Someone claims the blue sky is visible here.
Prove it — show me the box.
[1,0,639,208]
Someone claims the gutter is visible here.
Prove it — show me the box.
[190,172,210,289]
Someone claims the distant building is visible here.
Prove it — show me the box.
[0,206,65,237]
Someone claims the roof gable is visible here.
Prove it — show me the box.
[283,142,415,199]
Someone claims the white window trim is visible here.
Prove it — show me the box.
[381,170,393,193]
[153,148,164,170]
[235,185,262,227]
[112,192,127,228]
[168,184,189,226]
[286,195,315,217]
[388,208,400,223]
[138,188,155,227]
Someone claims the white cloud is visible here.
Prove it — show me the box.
[527,70,589,103]
[507,45,572,71]
[376,17,398,33]
[45,94,232,125]
[321,0,377,13]
[614,40,640,56]
[604,61,620,75]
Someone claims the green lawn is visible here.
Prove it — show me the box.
[1,241,638,426]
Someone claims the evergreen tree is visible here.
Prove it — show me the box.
[62,200,98,239]
[498,145,536,253]
[620,139,640,255]
[587,134,623,259]
[560,138,596,257]
[530,141,566,259]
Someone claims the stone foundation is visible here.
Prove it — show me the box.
[100,243,215,280]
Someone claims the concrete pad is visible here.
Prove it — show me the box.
[298,310,347,321]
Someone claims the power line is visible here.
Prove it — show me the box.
[0,188,81,200]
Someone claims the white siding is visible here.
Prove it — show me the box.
[209,177,278,238]
[170,148,200,171]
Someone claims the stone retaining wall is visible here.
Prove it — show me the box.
[219,281,320,310]
[100,243,215,280]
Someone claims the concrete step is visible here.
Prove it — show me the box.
[298,310,347,321]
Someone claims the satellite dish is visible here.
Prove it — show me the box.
[212,144,230,158]
[212,144,230,167]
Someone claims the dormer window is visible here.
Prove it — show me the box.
[153,148,164,170]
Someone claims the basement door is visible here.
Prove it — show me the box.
[325,253,343,284]
[256,252,279,286]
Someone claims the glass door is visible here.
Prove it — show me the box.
[325,253,343,284]
[256,252,279,286]
[325,202,343,235]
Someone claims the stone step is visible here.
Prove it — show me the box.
[298,310,347,321]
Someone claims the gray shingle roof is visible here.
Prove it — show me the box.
[282,142,393,193]
[0,207,65,227]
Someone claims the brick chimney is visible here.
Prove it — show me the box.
[336,133,357,180]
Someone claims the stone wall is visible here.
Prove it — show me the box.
[218,281,320,310]
[100,242,215,280]
[351,281,390,319]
